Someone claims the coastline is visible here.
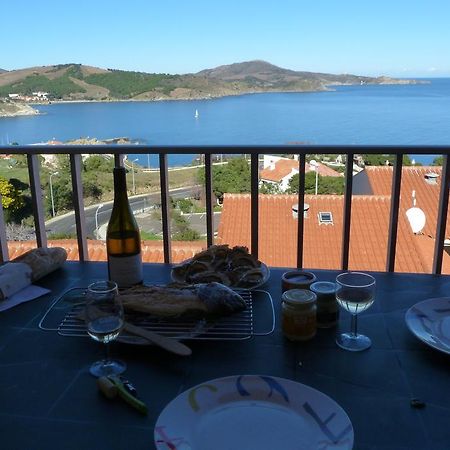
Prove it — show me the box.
[12,78,426,109]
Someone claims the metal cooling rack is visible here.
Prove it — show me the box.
[39,287,275,342]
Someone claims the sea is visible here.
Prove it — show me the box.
[1,78,450,166]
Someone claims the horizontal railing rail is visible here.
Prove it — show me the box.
[0,145,449,273]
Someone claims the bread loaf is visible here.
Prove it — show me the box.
[12,247,67,281]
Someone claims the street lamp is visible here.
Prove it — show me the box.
[49,172,59,217]
[131,158,138,195]
[95,203,104,237]
[310,160,319,195]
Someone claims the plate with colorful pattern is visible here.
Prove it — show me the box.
[154,374,353,450]
[405,297,450,354]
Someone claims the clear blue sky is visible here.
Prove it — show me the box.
[2,0,449,77]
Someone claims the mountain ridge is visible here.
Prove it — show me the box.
[0,60,420,103]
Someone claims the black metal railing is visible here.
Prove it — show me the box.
[0,145,449,273]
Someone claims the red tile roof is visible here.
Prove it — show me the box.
[216,184,450,274]
[260,159,341,182]
[7,240,207,264]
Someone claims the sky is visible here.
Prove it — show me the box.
[1,0,449,77]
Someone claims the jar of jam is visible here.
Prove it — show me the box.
[281,289,317,341]
[281,270,317,293]
[310,281,339,328]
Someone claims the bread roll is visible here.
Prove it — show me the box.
[12,247,67,282]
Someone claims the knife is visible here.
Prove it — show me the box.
[123,322,192,356]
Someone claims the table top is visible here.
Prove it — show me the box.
[1,261,449,450]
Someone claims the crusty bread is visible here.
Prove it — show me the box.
[12,247,67,281]
[119,282,246,318]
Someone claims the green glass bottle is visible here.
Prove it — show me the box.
[106,167,143,287]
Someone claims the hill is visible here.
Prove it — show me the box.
[0,61,419,102]
[0,69,7,74]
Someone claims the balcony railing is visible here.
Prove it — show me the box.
[0,145,449,274]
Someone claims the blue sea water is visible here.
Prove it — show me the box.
[1,78,449,166]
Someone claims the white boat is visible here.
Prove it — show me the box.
[195,109,199,118]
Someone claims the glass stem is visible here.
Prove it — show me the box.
[104,342,111,363]
[350,314,358,337]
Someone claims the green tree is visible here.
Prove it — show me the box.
[0,176,25,211]
[287,172,345,195]
[362,154,414,166]
[83,155,114,172]
[432,156,444,166]
[46,175,73,215]
[198,157,251,199]
[260,182,282,194]
[171,209,201,241]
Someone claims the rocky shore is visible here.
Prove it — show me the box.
[0,102,39,118]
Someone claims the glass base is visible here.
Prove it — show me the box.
[336,332,372,352]
[89,359,127,377]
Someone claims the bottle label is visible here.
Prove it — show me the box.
[109,254,143,287]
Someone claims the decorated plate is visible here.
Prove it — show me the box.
[154,374,354,450]
[405,297,450,354]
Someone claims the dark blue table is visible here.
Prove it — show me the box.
[0,262,449,449]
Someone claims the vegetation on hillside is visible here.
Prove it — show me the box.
[0,61,418,102]
[0,73,85,98]
[84,71,178,98]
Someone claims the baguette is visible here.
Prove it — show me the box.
[12,247,67,282]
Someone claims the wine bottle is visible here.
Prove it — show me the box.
[106,167,143,287]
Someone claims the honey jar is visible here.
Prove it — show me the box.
[281,289,317,341]
[281,270,317,293]
[310,281,339,328]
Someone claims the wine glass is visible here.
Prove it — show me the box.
[85,280,126,377]
[335,272,376,352]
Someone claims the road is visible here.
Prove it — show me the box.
[46,186,201,238]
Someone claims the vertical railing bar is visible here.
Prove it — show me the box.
[386,153,404,272]
[70,154,89,261]
[114,154,124,168]
[250,153,259,258]
[296,154,306,268]
[0,195,9,262]
[159,153,172,263]
[27,154,47,248]
[204,153,214,247]
[341,153,354,270]
[432,155,450,274]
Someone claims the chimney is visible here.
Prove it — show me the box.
[292,203,310,219]
[269,160,275,170]
[424,172,439,185]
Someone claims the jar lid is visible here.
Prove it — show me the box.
[310,281,336,294]
[281,270,316,284]
[282,289,317,306]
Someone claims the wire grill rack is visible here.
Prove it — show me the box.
[39,287,275,342]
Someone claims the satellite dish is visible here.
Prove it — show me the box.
[406,207,426,234]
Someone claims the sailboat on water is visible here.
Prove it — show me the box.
[194,109,199,119]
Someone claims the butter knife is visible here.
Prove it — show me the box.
[123,322,192,356]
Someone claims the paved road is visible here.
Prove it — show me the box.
[46,186,201,238]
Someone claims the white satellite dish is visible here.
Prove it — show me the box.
[406,207,426,234]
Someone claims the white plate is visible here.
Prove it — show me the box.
[154,374,353,450]
[405,297,450,354]
[171,261,270,290]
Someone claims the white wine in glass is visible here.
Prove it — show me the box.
[335,272,376,352]
[85,280,126,377]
